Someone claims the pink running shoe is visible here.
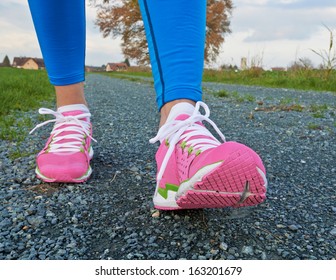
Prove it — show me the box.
[150,101,267,210]
[30,104,95,183]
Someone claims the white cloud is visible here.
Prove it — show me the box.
[85,3,123,66]
[0,0,123,66]
[217,1,336,68]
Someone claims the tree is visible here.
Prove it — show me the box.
[288,57,314,71]
[93,0,233,65]
[2,55,10,67]
[124,58,131,67]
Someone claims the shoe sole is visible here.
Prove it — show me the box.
[154,146,267,210]
[35,147,94,183]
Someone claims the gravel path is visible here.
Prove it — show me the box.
[0,74,335,260]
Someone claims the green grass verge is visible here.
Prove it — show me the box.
[0,67,54,117]
[106,68,336,93]
[204,69,336,93]
[0,67,54,143]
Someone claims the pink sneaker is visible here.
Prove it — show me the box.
[30,104,95,183]
[150,101,267,210]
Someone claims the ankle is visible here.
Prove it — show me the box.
[159,99,196,127]
[55,83,88,108]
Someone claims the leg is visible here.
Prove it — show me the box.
[28,0,93,183]
[138,0,206,125]
[28,0,87,108]
[139,0,267,210]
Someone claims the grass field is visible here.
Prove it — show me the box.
[105,68,336,93]
[203,68,336,93]
[0,67,54,117]
[0,67,54,143]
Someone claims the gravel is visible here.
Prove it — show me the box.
[0,74,335,260]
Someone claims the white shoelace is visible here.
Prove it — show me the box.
[30,108,96,153]
[149,101,226,181]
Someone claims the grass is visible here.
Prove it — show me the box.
[309,104,329,118]
[203,68,336,93]
[307,123,323,130]
[0,67,54,159]
[211,89,256,103]
[0,67,54,117]
[111,68,336,93]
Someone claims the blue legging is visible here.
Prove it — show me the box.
[27,0,206,110]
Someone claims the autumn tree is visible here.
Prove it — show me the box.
[93,0,233,65]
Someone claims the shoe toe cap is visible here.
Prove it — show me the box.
[37,153,90,182]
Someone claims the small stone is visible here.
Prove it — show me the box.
[26,206,37,216]
[67,185,75,192]
[210,249,219,255]
[219,242,228,251]
[288,225,299,231]
[152,211,160,218]
[22,225,29,231]
[71,216,78,224]
[282,251,290,258]
[331,206,336,213]
[330,228,336,236]
[57,249,66,256]
[130,167,139,172]
[0,218,11,228]
[27,216,45,227]
[241,246,254,255]
[276,224,286,229]
[46,210,55,217]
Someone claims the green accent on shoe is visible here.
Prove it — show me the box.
[165,139,169,147]
[158,183,180,199]
[75,165,92,180]
[188,146,194,155]
[195,150,201,156]
[181,141,187,149]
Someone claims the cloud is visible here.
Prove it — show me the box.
[85,4,123,65]
[230,4,336,42]
[0,1,41,61]
[270,0,336,9]
[0,1,123,66]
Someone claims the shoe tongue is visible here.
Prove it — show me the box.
[58,104,89,115]
[166,102,195,122]
[62,110,85,117]
[58,104,90,121]
[175,114,191,121]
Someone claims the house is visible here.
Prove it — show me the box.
[106,62,128,72]
[271,67,286,72]
[85,66,105,72]
[12,57,45,70]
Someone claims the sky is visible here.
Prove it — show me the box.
[0,0,335,69]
